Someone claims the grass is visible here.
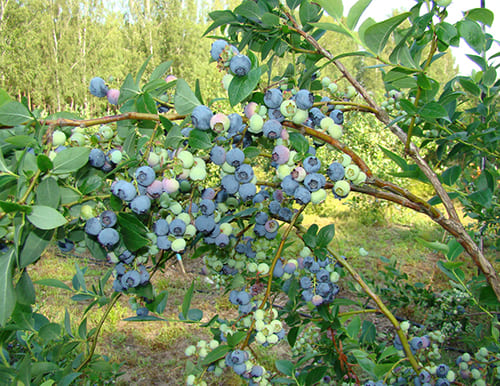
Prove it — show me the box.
[29,201,499,385]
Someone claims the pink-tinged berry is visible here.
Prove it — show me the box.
[311,294,324,306]
[244,102,258,119]
[165,75,177,83]
[291,166,306,182]
[146,180,163,199]
[272,145,290,164]
[107,89,120,105]
[210,113,230,133]
[281,128,289,140]
[280,100,297,118]
[162,178,179,193]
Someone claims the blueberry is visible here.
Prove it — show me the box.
[119,250,135,264]
[316,269,330,282]
[199,199,216,216]
[419,370,431,383]
[112,180,137,202]
[330,109,344,124]
[225,148,245,168]
[100,210,117,228]
[303,156,321,173]
[327,162,345,181]
[195,215,216,234]
[121,270,141,289]
[169,219,186,237]
[85,217,102,236]
[112,279,124,292]
[97,228,119,248]
[281,175,299,196]
[303,173,325,192]
[295,89,314,110]
[294,186,311,204]
[136,307,149,317]
[89,77,108,97]
[146,180,163,198]
[191,105,213,130]
[215,233,229,247]
[262,119,282,139]
[302,289,314,302]
[436,364,450,378]
[228,113,244,134]
[130,195,151,215]
[255,211,268,225]
[229,54,251,77]
[135,166,156,187]
[57,238,74,252]
[221,174,239,195]
[271,145,289,164]
[435,379,450,386]
[115,263,127,276]
[89,148,106,168]
[250,365,263,377]
[210,146,226,165]
[263,88,283,109]
[156,236,171,250]
[153,219,169,236]
[269,200,281,215]
[278,207,293,222]
[410,337,423,352]
[273,259,285,277]
[138,264,150,284]
[300,276,312,289]
[268,107,285,122]
[235,164,254,183]
[309,107,325,127]
[210,39,228,61]
[239,183,256,201]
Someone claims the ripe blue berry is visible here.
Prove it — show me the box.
[210,146,226,165]
[191,105,213,130]
[262,119,282,139]
[221,174,239,195]
[130,195,151,215]
[215,233,229,247]
[85,217,103,236]
[121,270,141,289]
[226,148,245,168]
[235,164,254,183]
[303,173,326,192]
[119,250,135,264]
[135,166,156,187]
[303,156,321,173]
[330,109,344,124]
[239,183,256,201]
[295,89,314,110]
[89,148,106,168]
[156,235,171,250]
[195,215,216,234]
[89,77,108,97]
[169,219,186,237]
[112,180,137,202]
[263,88,283,109]
[268,108,285,122]
[436,364,450,378]
[97,228,119,248]
[199,199,216,216]
[100,210,117,228]
[281,175,299,196]
[327,162,345,181]
[210,39,228,61]
[294,186,311,204]
[309,107,325,127]
[229,54,251,76]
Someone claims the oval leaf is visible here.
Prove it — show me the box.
[27,205,67,230]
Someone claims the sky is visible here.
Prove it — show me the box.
[346,0,500,75]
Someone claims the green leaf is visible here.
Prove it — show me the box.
[315,0,343,21]
[417,73,432,90]
[35,278,73,292]
[364,13,411,54]
[0,248,16,327]
[20,228,54,268]
[457,19,485,53]
[275,359,294,376]
[123,315,167,322]
[64,309,73,337]
[447,239,464,260]
[164,125,183,149]
[309,22,351,38]
[234,0,263,20]
[465,8,494,26]
[36,154,53,173]
[228,67,261,107]
[289,132,309,154]
[174,79,201,115]
[149,60,173,82]
[85,233,107,260]
[468,189,492,207]
[459,77,481,96]
[0,201,31,214]
[415,237,449,254]
[378,145,407,170]
[31,362,60,377]
[119,73,141,104]
[347,316,361,338]
[200,345,231,366]
[482,67,497,87]
[419,101,449,121]
[52,147,90,174]
[0,88,10,106]
[317,224,334,248]
[303,224,318,249]
[299,1,321,26]
[347,0,372,29]
[181,281,195,321]
[243,146,260,158]
[27,205,67,230]
[36,177,60,208]
[16,271,36,305]
[441,165,461,186]
[0,101,31,126]
[358,17,376,46]
[188,129,212,150]
[4,135,36,147]
[226,331,246,347]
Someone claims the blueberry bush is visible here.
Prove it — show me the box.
[0,0,499,384]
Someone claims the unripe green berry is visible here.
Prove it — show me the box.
[280,100,297,118]
[177,150,194,168]
[80,204,95,220]
[328,82,338,94]
[311,188,327,204]
[345,164,360,180]
[248,114,264,134]
[327,123,342,139]
[52,130,66,146]
[334,180,350,197]
[292,109,308,125]
[171,238,186,252]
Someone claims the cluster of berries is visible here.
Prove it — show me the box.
[210,40,252,78]
[89,76,120,105]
